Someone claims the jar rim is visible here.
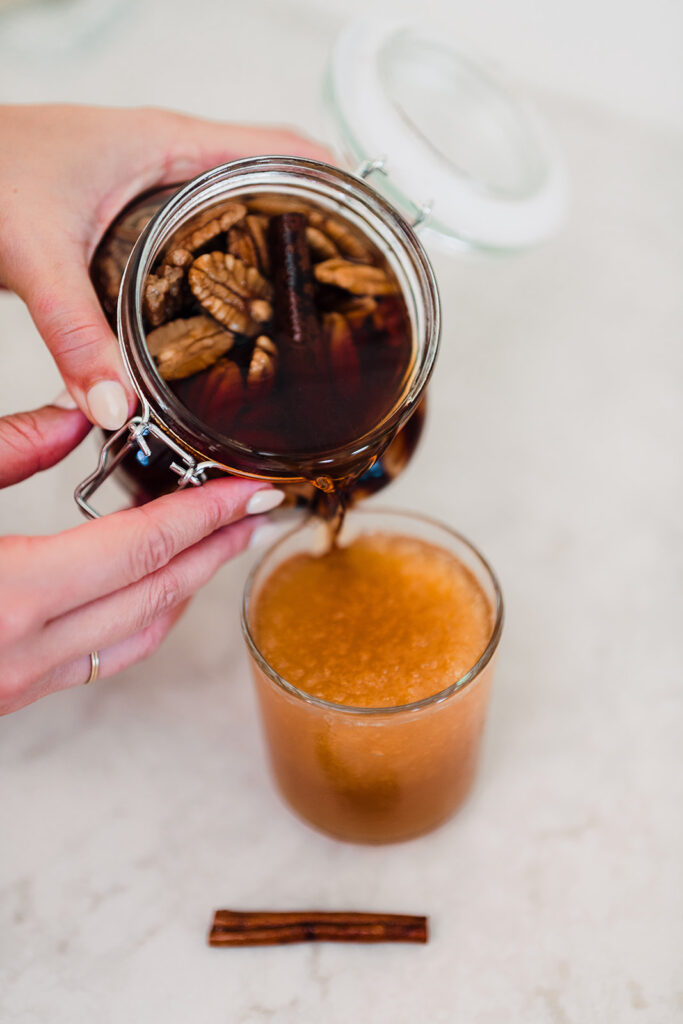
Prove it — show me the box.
[241,507,504,716]
[117,156,441,482]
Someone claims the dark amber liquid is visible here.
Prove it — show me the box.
[160,195,414,483]
[91,190,422,508]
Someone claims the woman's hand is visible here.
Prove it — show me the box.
[0,400,282,716]
[0,104,331,430]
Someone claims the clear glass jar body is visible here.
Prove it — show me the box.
[88,158,439,506]
[242,509,503,844]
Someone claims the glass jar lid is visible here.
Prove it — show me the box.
[326,17,568,253]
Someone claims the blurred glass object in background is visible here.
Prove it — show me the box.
[0,0,131,55]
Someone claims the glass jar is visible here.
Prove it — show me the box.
[80,157,439,517]
[79,17,566,517]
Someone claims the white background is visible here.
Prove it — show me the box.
[0,2,681,1022]
[299,0,683,128]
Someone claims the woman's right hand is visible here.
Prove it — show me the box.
[0,400,282,716]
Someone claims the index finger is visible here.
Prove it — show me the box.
[7,478,283,622]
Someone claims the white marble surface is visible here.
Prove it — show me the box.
[1,2,682,1022]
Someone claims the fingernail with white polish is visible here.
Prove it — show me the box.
[86,381,129,431]
[52,388,79,410]
[246,489,285,515]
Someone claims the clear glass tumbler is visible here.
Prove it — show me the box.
[242,509,503,843]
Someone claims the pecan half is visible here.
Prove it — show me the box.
[227,225,259,269]
[164,247,194,270]
[172,202,247,256]
[247,335,278,399]
[143,264,187,327]
[146,315,235,381]
[189,253,273,336]
[247,195,307,216]
[228,216,271,274]
[305,225,340,261]
[313,258,398,296]
[324,313,361,399]
[308,212,374,263]
[338,295,378,327]
[245,215,270,275]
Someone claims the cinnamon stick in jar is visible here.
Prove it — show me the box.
[208,909,428,947]
[268,212,325,372]
[268,212,331,444]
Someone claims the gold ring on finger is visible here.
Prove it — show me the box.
[84,650,100,685]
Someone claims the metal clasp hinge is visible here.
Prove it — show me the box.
[74,414,218,520]
[357,157,433,231]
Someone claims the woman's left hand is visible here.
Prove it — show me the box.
[0,399,281,715]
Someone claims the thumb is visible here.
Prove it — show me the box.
[0,397,91,489]
[20,242,136,431]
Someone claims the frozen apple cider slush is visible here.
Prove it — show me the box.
[243,511,503,844]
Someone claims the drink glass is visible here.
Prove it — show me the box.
[242,509,503,843]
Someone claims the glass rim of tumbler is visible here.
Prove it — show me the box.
[241,507,504,716]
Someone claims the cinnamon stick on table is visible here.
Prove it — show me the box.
[208,910,428,947]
